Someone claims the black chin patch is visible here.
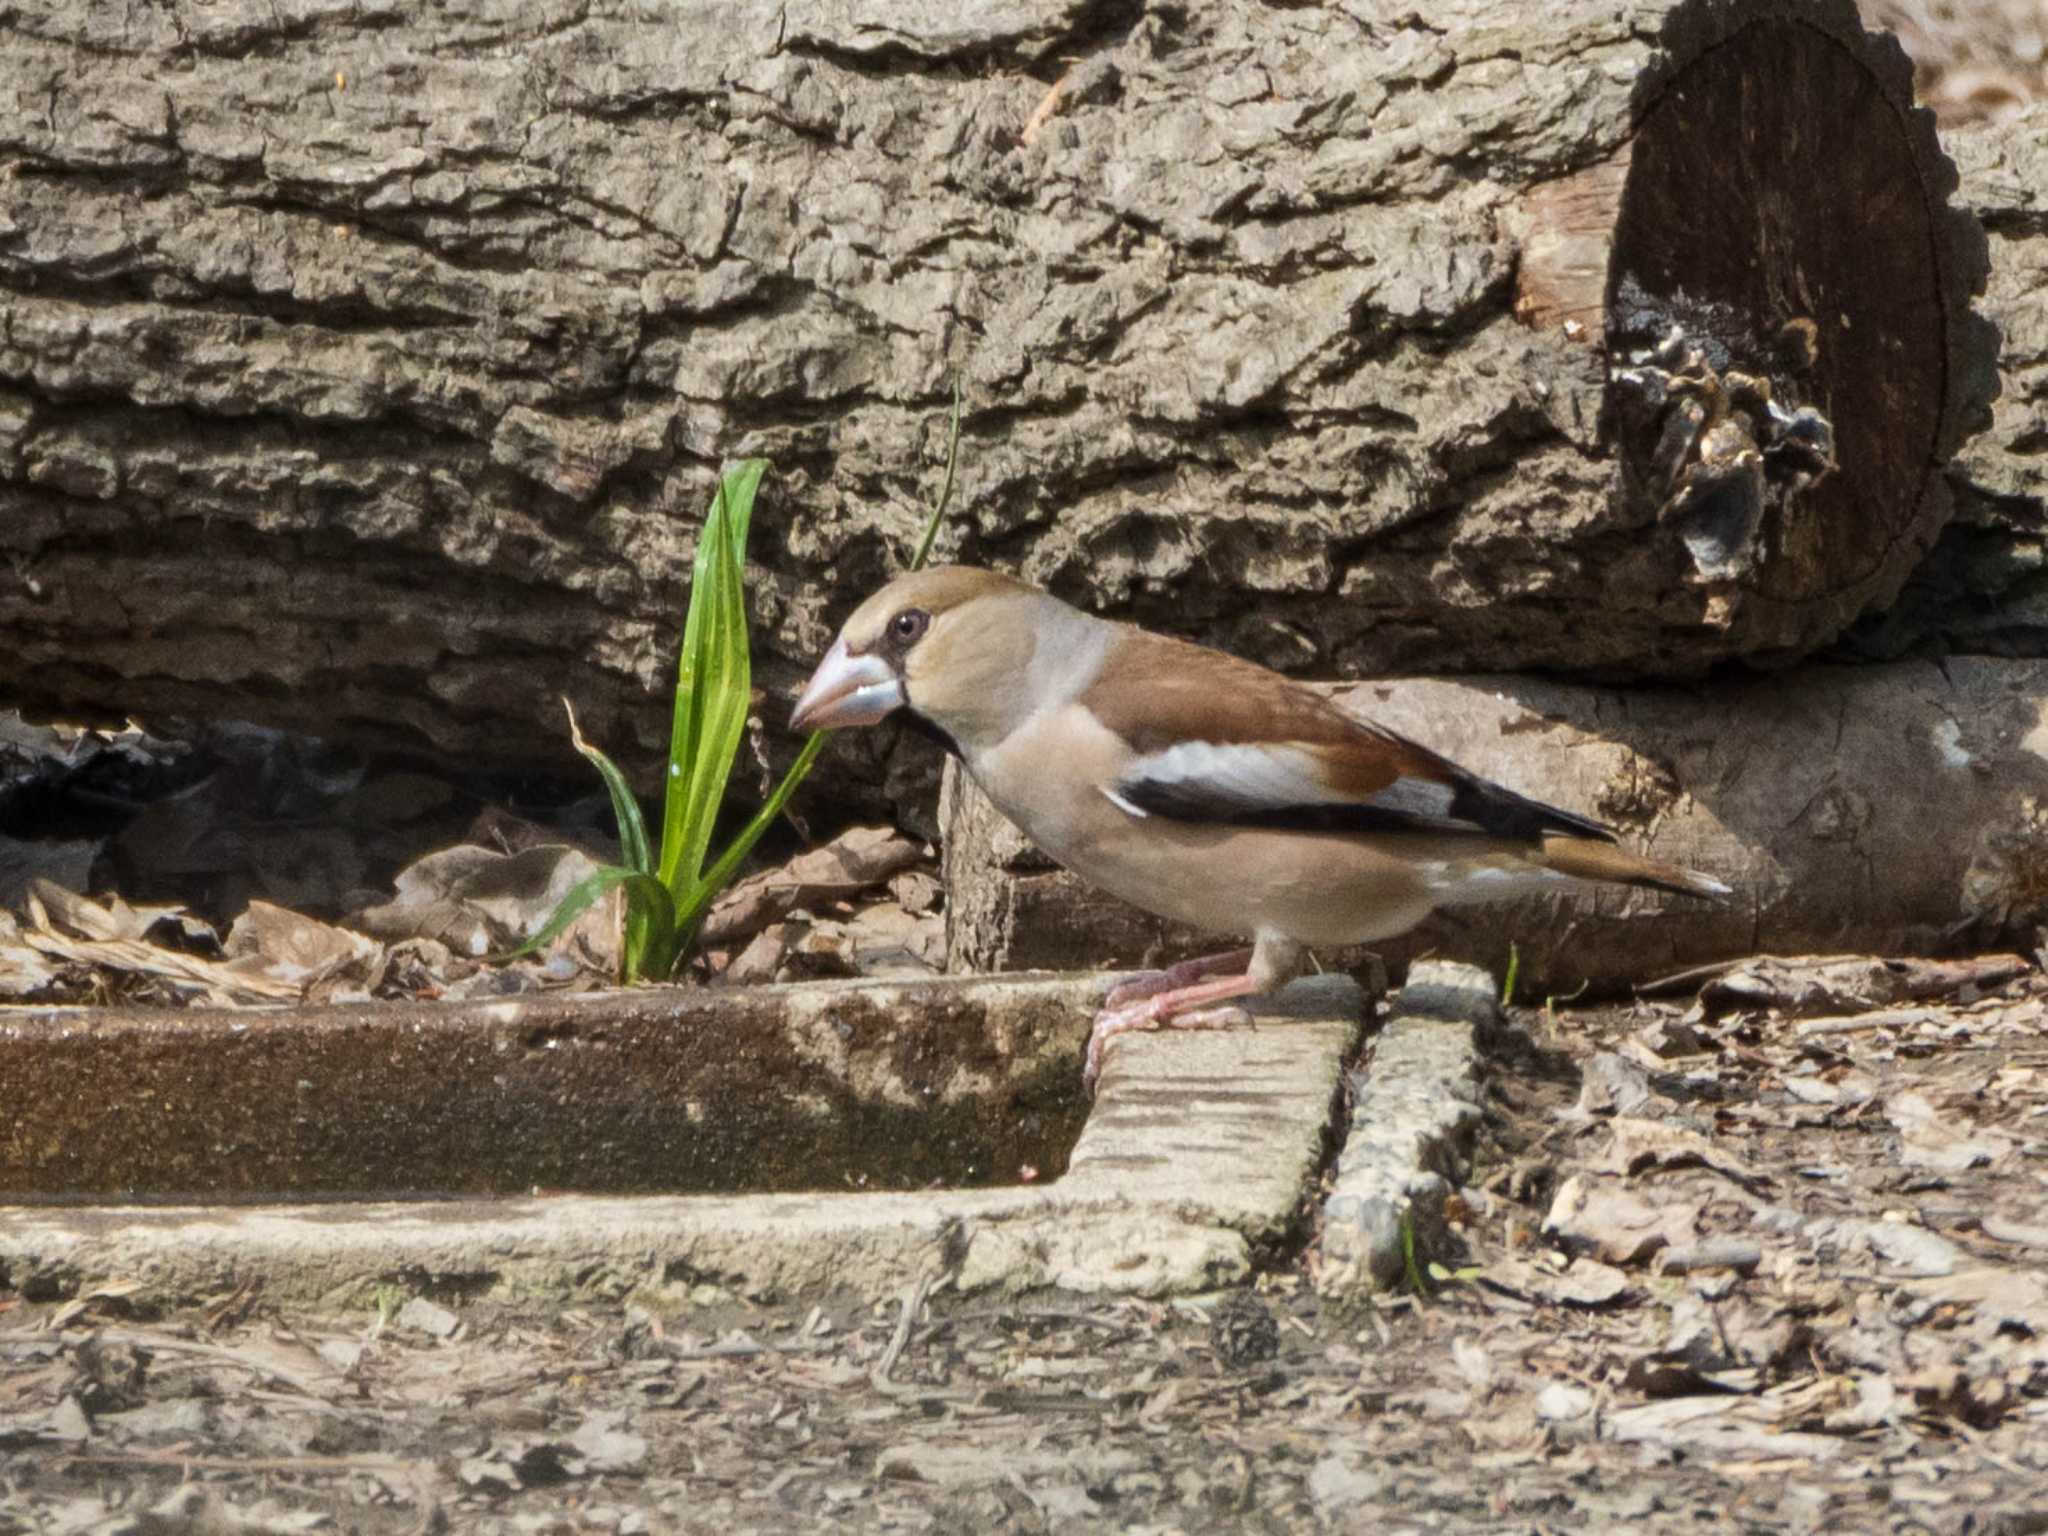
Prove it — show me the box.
[897,709,962,760]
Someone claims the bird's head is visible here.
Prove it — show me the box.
[790,565,1082,752]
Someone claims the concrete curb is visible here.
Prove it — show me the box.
[0,977,1362,1309]
[1318,960,1500,1294]
[1,974,1099,1201]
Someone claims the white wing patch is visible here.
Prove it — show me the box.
[1124,741,1336,810]
[1100,785,1151,818]
[1117,739,1459,818]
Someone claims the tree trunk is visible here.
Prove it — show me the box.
[0,0,1999,803]
[942,657,2048,991]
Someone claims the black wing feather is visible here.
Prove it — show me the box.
[1116,725,1618,846]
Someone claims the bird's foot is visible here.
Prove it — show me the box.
[1083,972,1260,1092]
[1101,948,1254,1010]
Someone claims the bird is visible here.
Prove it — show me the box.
[790,565,1731,1087]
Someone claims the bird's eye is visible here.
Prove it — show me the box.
[889,609,930,645]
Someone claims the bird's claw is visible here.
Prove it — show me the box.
[1082,999,1255,1093]
[1100,949,1254,1011]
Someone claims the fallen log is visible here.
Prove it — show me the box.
[941,657,2048,992]
[0,0,1997,802]
[1845,106,2048,660]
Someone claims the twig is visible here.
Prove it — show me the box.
[1636,958,1748,996]
[908,374,964,573]
[956,1305,1138,1334]
[1656,1239,1763,1276]
[658,1335,840,1361]
[1793,1008,1939,1039]
[872,1268,937,1386]
[1954,1421,2033,1480]
[1019,63,1077,147]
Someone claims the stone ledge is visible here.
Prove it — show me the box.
[1318,960,1499,1295]
[0,975,1363,1309]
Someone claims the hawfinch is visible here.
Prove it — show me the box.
[791,566,1730,1084]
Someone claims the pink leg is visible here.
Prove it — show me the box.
[1102,948,1254,1010]
[1083,969,1260,1091]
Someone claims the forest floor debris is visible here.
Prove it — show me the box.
[6,974,2046,1533]
[0,713,944,1008]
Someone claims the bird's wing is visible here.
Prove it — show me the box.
[1082,628,1615,844]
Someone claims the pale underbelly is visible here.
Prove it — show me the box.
[984,780,1441,948]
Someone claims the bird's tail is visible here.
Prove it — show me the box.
[1537,834,1733,901]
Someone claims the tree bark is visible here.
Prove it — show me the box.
[1844,106,2048,659]
[0,0,1998,800]
[941,658,2048,991]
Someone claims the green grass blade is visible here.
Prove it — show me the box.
[658,460,766,896]
[674,730,827,943]
[564,699,652,876]
[654,384,961,967]
[497,863,679,980]
[529,381,967,986]
[617,869,680,982]
[671,469,753,895]
[659,489,723,890]
[497,861,635,961]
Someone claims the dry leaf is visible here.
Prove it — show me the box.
[699,827,926,947]
[20,881,296,1005]
[224,900,383,997]
[1699,954,2029,1017]
[1884,1090,2011,1172]
[1598,1118,1769,1192]
[1480,1255,1630,1308]
[1543,1176,1700,1265]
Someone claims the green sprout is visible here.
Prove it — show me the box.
[1399,1208,1430,1296]
[526,383,964,983]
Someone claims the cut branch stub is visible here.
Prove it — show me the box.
[1599,0,1997,658]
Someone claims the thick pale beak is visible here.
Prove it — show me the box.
[790,636,905,732]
